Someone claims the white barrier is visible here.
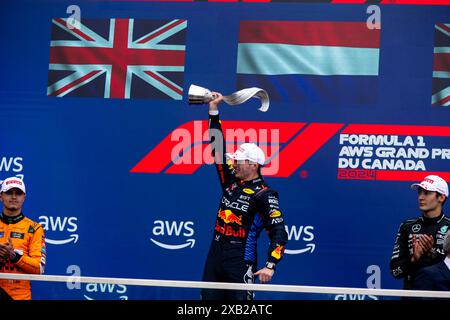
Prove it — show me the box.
[1,273,449,299]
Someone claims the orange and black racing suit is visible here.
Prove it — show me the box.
[201,113,288,300]
[0,213,46,300]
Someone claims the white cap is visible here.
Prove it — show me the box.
[411,175,448,197]
[226,143,266,166]
[1,177,26,193]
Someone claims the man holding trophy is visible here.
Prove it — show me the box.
[189,85,288,300]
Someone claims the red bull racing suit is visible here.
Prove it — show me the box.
[390,213,450,289]
[0,213,46,300]
[201,113,288,300]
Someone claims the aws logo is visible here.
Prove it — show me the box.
[284,225,315,254]
[0,156,24,179]
[335,294,378,300]
[83,283,128,300]
[150,220,195,250]
[39,216,79,245]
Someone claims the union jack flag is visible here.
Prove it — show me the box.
[432,23,450,106]
[47,18,187,99]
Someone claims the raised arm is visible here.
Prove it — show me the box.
[208,92,235,190]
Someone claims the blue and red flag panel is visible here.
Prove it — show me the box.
[236,21,380,104]
[47,18,187,99]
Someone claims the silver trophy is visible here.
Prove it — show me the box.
[188,84,270,112]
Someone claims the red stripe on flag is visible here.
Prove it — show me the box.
[49,47,185,66]
[138,19,186,44]
[50,70,102,97]
[239,21,380,48]
[433,53,450,72]
[54,18,94,41]
[433,94,450,106]
[342,124,450,136]
[110,19,129,99]
[437,23,450,34]
[144,71,183,96]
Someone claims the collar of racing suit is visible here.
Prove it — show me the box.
[238,176,263,186]
[420,212,445,225]
[0,212,25,224]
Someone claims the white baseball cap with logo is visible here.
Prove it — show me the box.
[411,175,448,197]
[226,143,266,166]
[1,177,26,194]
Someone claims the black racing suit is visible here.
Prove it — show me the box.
[201,113,288,300]
[390,212,450,290]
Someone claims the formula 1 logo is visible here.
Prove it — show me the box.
[150,220,195,250]
[131,120,343,178]
[39,216,79,245]
[284,225,315,255]
[131,121,450,180]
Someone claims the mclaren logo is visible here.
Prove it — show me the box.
[39,216,79,245]
[150,220,195,250]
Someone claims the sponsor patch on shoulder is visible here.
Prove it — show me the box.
[269,210,282,218]
[243,188,255,194]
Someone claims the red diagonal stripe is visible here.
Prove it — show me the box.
[138,19,186,44]
[49,70,102,96]
[130,120,208,173]
[437,23,450,35]
[275,123,344,178]
[165,144,212,174]
[131,121,304,174]
[144,71,183,96]
[54,18,94,41]
[432,94,450,106]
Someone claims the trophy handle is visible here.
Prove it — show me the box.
[188,84,214,104]
[188,84,269,112]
